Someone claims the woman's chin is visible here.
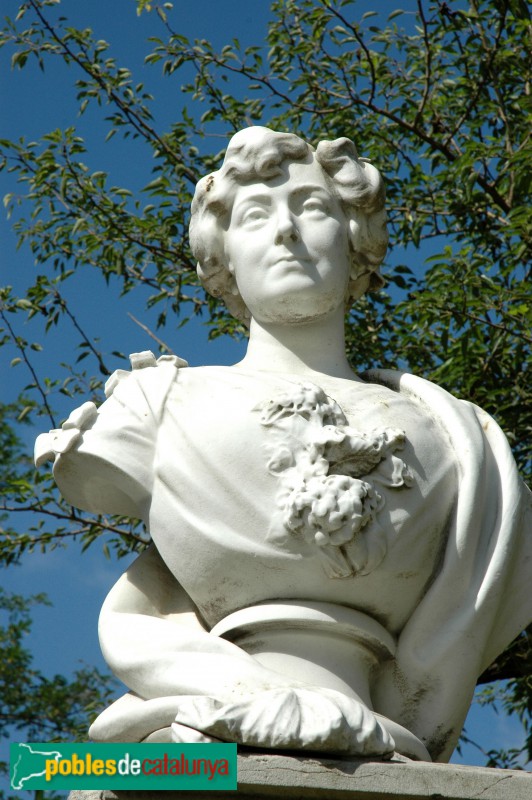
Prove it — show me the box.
[249,294,343,327]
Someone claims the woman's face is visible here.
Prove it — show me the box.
[223,158,351,326]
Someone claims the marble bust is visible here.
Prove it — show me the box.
[35,126,532,763]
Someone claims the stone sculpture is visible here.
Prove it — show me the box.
[35,126,532,763]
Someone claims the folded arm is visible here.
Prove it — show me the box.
[97,545,393,755]
[99,544,304,702]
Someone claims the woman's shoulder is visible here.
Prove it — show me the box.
[104,350,188,399]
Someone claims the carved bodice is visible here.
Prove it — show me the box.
[53,362,457,633]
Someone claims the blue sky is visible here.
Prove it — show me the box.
[0,0,527,780]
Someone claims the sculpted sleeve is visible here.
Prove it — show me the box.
[35,352,183,521]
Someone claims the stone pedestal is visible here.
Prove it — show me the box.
[68,751,531,799]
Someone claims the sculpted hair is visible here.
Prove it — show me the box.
[189,126,388,324]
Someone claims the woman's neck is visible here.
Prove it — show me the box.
[235,308,360,381]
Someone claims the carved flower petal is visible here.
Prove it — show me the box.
[34,433,57,467]
[48,427,81,454]
[329,525,355,546]
[157,354,189,368]
[266,446,294,474]
[313,497,337,517]
[104,369,131,398]
[34,427,81,463]
[314,425,345,444]
[62,401,98,431]
[129,350,157,370]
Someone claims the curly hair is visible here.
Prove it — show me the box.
[189,127,387,324]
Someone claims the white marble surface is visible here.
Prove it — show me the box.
[36,127,532,762]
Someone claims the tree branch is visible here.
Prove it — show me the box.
[0,306,56,428]
[27,0,199,185]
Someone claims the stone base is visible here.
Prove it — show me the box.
[68,751,531,799]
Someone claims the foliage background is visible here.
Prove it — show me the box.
[0,0,530,791]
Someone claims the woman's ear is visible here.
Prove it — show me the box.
[348,272,373,302]
[229,273,239,296]
[224,259,239,295]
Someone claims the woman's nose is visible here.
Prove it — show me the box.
[274,209,300,245]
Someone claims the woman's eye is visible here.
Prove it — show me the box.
[302,199,328,214]
[241,206,268,225]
